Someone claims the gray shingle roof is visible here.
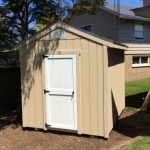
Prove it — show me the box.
[105,2,135,15]
[100,2,150,22]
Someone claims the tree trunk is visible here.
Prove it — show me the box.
[22,0,28,40]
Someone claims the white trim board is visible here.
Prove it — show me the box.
[45,54,78,131]
[125,51,150,54]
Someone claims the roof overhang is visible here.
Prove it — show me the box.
[131,5,150,18]
[15,21,127,51]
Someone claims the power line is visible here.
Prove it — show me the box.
[114,0,120,42]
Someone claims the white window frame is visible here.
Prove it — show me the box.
[134,22,144,40]
[132,56,150,67]
[80,24,92,32]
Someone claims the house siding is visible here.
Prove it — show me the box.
[69,9,150,44]
[119,19,150,44]
[68,8,114,40]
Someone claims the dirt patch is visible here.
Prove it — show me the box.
[1,104,148,150]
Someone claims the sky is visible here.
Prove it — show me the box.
[0,0,143,7]
[107,0,142,7]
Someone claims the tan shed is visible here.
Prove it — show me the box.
[16,21,127,138]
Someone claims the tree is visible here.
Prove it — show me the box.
[0,17,17,51]
[0,0,106,43]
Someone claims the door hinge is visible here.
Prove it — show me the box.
[43,55,49,59]
[44,89,50,94]
[45,123,51,128]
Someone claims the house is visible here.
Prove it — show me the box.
[132,0,150,18]
[16,21,127,138]
[68,1,150,82]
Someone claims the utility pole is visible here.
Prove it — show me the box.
[114,0,120,42]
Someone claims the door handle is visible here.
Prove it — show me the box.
[72,91,74,95]
[44,89,50,94]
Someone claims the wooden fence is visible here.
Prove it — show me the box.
[0,68,21,105]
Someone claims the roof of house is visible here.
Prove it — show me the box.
[100,2,150,22]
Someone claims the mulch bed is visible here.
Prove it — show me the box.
[1,104,149,150]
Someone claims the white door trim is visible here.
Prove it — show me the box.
[45,54,78,130]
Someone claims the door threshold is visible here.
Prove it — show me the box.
[47,127,78,134]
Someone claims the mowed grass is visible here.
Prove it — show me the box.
[122,136,150,150]
[125,78,150,112]
[122,78,150,150]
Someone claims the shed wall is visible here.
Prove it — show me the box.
[20,30,105,136]
[107,48,125,133]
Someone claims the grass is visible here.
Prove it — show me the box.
[122,78,150,150]
[122,136,150,150]
[125,78,150,112]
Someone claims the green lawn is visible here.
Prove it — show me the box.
[122,78,150,150]
[125,78,150,112]
[122,136,150,150]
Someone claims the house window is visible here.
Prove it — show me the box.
[132,56,149,67]
[81,25,92,32]
[135,23,144,40]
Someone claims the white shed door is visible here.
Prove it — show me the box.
[45,55,77,130]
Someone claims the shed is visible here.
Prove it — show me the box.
[16,21,127,138]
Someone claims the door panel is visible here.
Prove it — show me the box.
[48,58,73,89]
[45,55,77,130]
[46,95,75,129]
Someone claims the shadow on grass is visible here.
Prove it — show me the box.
[112,91,150,138]
[125,91,148,109]
[113,110,150,137]
[0,104,22,130]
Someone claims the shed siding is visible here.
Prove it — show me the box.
[21,41,44,128]
[20,30,105,136]
[97,45,104,136]
[19,22,126,137]
[119,19,150,44]
[81,41,104,136]
[107,48,125,133]
[68,8,114,40]
[89,42,98,135]
[81,39,91,134]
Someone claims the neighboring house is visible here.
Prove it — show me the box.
[68,2,150,82]
[132,0,150,18]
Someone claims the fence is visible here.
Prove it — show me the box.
[0,68,21,105]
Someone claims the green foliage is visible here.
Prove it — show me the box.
[70,0,106,15]
[125,78,150,112]
[32,24,47,31]
[0,51,19,67]
[0,19,17,51]
[0,0,106,40]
